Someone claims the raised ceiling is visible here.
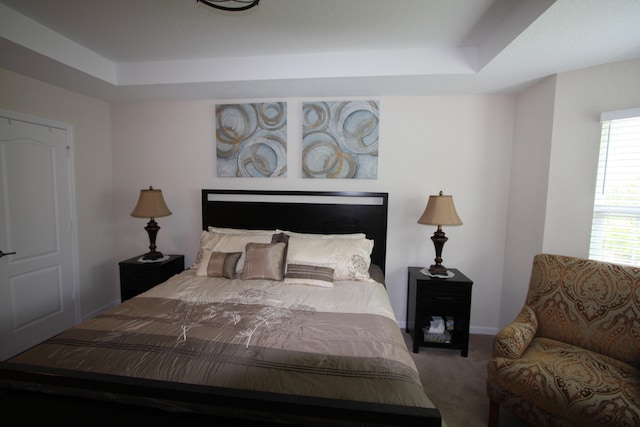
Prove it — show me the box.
[1,0,639,102]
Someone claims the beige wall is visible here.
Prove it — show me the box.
[111,96,516,331]
[2,58,638,333]
[0,67,116,320]
[498,59,640,328]
[544,59,640,257]
[500,76,556,327]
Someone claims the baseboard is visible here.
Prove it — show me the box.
[82,299,120,322]
[470,326,498,335]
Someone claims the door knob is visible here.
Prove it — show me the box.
[0,250,16,258]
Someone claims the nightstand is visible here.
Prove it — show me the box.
[406,266,473,356]
[119,254,185,301]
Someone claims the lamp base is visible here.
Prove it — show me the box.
[429,227,449,276]
[428,264,448,276]
[142,250,164,261]
[142,218,163,261]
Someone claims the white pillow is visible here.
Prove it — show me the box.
[286,236,374,281]
[276,229,367,240]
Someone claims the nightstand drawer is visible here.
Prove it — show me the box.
[121,268,165,283]
[420,299,467,314]
[122,276,157,291]
[119,254,184,301]
[420,291,468,304]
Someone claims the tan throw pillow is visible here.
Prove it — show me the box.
[240,242,287,281]
[284,264,335,288]
[195,250,242,279]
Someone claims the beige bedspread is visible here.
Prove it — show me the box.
[10,270,434,409]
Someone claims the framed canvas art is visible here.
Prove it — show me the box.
[302,100,379,179]
[216,102,287,177]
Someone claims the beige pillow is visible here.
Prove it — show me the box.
[191,230,218,269]
[240,242,287,281]
[284,264,335,288]
[196,250,241,279]
[286,236,374,281]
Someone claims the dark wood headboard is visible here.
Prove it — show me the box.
[202,190,388,272]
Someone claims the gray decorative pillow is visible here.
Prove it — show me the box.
[195,250,242,279]
[240,242,287,281]
[284,264,335,288]
[271,232,289,278]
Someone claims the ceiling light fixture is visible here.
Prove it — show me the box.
[197,0,260,12]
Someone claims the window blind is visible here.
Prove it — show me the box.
[589,110,640,266]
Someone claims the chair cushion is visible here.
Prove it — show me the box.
[488,337,640,427]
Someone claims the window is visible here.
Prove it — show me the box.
[589,108,640,266]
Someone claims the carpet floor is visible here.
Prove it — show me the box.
[406,333,534,427]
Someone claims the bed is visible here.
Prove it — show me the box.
[0,190,441,426]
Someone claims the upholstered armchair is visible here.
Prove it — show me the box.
[487,254,640,427]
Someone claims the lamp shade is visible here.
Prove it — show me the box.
[130,186,172,219]
[417,191,462,226]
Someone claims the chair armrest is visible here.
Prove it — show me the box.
[493,305,538,359]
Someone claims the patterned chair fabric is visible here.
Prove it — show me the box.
[487,254,640,427]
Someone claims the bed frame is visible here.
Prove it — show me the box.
[0,190,441,426]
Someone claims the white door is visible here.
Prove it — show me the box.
[0,112,78,360]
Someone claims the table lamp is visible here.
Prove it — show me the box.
[130,186,172,260]
[417,190,462,276]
